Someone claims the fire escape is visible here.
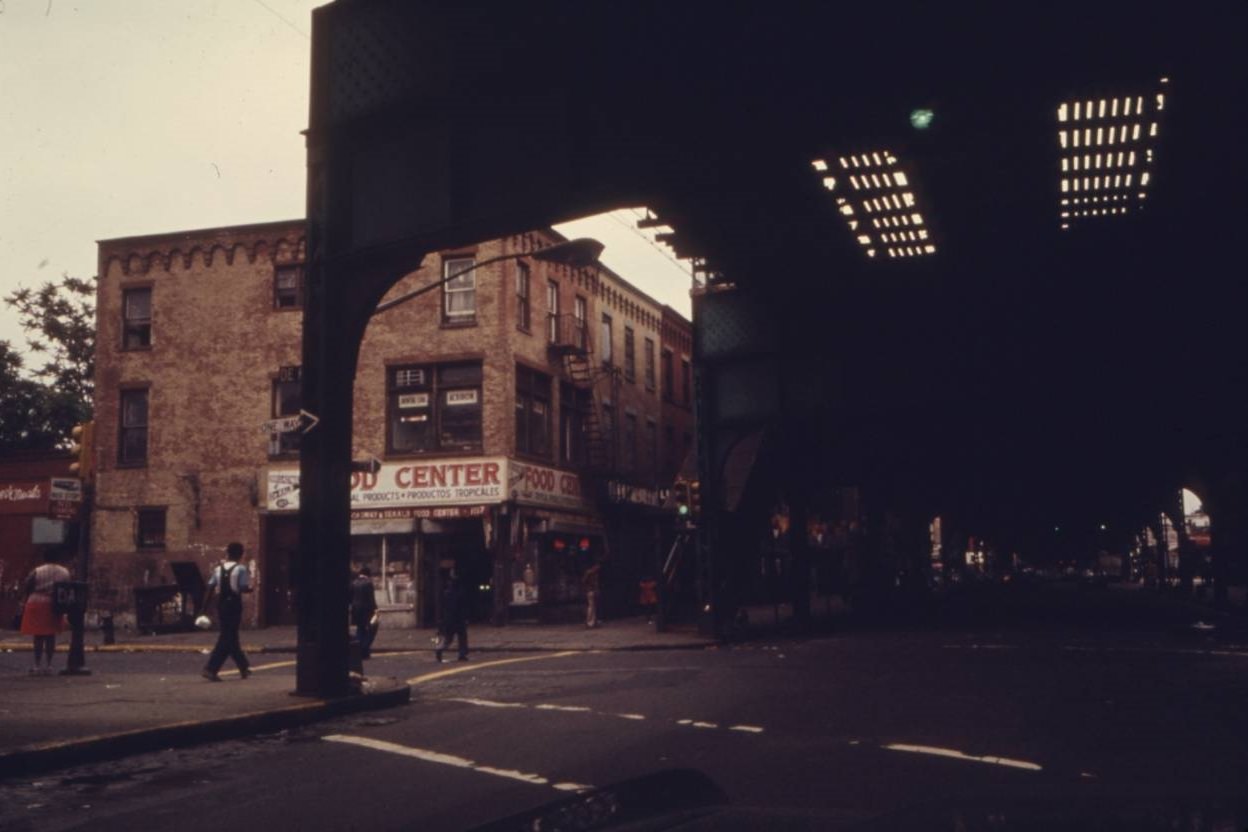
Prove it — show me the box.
[547,313,611,473]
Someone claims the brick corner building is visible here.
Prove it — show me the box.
[90,220,693,630]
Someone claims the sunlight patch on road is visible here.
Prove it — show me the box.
[323,734,593,792]
[535,704,592,712]
[729,725,764,733]
[884,743,1042,771]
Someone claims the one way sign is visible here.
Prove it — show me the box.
[262,409,321,435]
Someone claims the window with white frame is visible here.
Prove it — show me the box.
[442,257,476,322]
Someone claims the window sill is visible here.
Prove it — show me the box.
[272,305,302,313]
[116,461,149,469]
[441,318,478,329]
[120,345,152,353]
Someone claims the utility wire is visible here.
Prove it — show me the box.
[250,0,310,39]
[606,210,692,276]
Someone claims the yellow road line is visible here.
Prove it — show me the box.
[219,659,296,677]
[408,651,581,685]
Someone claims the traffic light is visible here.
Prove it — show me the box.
[68,421,95,482]
[672,480,690,518]
[688,479,702,522]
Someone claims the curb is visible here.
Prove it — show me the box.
[0,680,411,781]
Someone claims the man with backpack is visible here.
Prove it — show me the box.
[201,542,253,681]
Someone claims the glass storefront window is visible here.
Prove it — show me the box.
[350,534,416,607]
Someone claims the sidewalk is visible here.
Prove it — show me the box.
[0,613,714,656]
[0,616,713,780]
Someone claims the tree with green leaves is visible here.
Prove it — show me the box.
[0,275,95,453]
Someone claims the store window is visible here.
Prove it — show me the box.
[122,287,152,350]
[442,256,476,323]
[387,362,483,454]
[516,365,552,458]
[350,535,416,607]
[273,264,304,310]
[119,388,149,466]
[136,507,166,549]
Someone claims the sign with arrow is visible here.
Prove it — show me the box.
[261,409,321,435]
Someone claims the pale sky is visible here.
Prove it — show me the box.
[0,0,691,358]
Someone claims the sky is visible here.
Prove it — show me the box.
[0,0,692,358]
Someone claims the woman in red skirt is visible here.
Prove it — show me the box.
[21,550,71,675]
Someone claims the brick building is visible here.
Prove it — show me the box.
[89,220,693,629]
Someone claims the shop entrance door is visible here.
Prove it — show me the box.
[262,515,299,626]
[424,532,490,623]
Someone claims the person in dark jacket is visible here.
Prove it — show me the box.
[435,570,468,663]
[350,567,379,659]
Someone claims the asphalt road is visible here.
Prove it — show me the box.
[2,586,1246,831]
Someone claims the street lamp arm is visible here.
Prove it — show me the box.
[370,237,603,317]
[372,252,520,316]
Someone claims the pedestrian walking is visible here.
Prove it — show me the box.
[583,561,602,628]
[351,566,379,659]
[20,549,71,675]
[434,570,468,663]
[200,542,252,681]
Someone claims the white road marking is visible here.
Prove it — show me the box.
[447,697,525,708]
[437,698,766,736]
[884,743,1042,771]
[323,734,592,791]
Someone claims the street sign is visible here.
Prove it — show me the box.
[261,409,322,435]
[299,409,320,434]
[262,415,305,434]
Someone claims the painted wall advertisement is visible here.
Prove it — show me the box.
[266,458,586,515]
